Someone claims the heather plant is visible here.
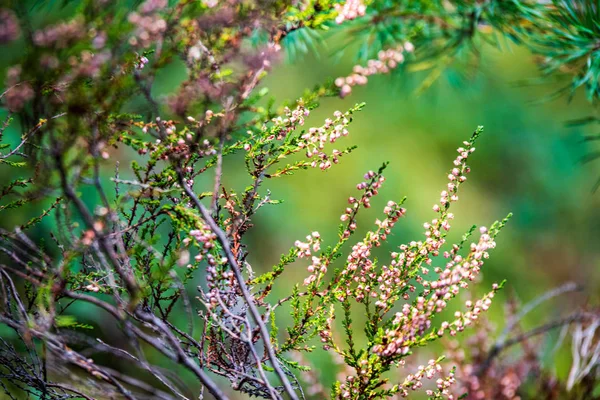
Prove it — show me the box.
[1,1,599,400]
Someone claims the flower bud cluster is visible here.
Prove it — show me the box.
[430,369,457,398]
[3,67,34,112]
[85,282,101,293]
[33,19,85,48]
[335,43,414,98]
[434,144,475,212]
[182,224,218,271]
[295,232,325,286]
[373,231,498,358]
[205,255,236,307]
[138,0,167,13]
[435,285,498,338]
[295,231,321,258]
[135,119,216,160]
[338,370,368,398]
[340,170,387,231]
[299,110,351,170]
[136,55,149,70]
[187,109,216,126]
[318,320,333,345]
[401,139,475,271]
[70,50,112,79]
[445,338,482,398]
[246,104,310,153]
[189,237,238,309]
[202,0,218,8]
[184,227,217,252]
[0,9,20,44]
[338,358,446,399]
[128,0,167,48]
[338,200,406,302]
[397,359,445,395]
[270,104,310,140]
[334,0,367,24]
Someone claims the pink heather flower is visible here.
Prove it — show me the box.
[85,283,100,292]
[0,9,20,44]
[370,141,498,361]
[128,6,167,48]
[298,109,351,170]
[334,0,367,24]
[295,233,321,259]
[334,44,413,98]
[340,84,352,98]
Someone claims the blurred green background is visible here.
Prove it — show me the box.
[2,3,600,396]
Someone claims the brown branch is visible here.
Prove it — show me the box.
[211,139,224,216]
[134,310,229,399]
[477,311,598,376]
[499,281,583,344]
[177,169,299,400]
[54,152,140,301]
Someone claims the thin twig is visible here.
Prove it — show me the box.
[477,311,597,376]
[498,281,583,344]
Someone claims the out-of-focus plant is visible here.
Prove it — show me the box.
[444,282,600,400]
[316,0,600,102]
[0,1,598,400]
